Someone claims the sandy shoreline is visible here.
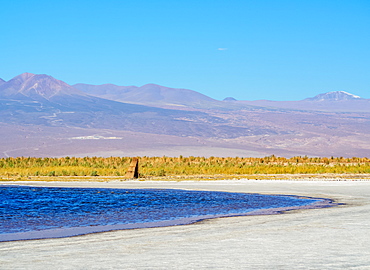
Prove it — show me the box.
[1,179,370,269]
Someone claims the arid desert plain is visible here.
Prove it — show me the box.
[1,179,369,269]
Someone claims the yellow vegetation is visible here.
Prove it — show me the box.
[0,155,369,178]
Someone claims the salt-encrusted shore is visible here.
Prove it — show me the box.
[1,179,370,269]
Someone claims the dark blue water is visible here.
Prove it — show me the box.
[0,186,331,241]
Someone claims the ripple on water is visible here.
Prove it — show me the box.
[0,186,335,241]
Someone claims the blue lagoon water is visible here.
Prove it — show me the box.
[0,186,333,241]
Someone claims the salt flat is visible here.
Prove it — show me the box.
[1,180,369,269]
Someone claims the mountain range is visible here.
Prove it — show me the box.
[73,83,220,109]
[0,73,266,138]
[234,91,370,113]
[1,73,369,158]
[73,82,370,112]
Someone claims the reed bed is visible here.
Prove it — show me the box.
[0,156,369,178]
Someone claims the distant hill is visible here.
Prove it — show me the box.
[223,97,237,101]
[73,83,220,109]
[234,91,370,112]
[304,91,362,101]
[0,78,5,86]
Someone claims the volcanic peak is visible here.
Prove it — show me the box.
[223,97,237,101]
[305,91,362,101]
[0,73,86,100]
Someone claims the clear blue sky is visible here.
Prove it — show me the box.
[1,0,369,100]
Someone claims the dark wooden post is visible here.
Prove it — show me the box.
[125,157,139,178]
